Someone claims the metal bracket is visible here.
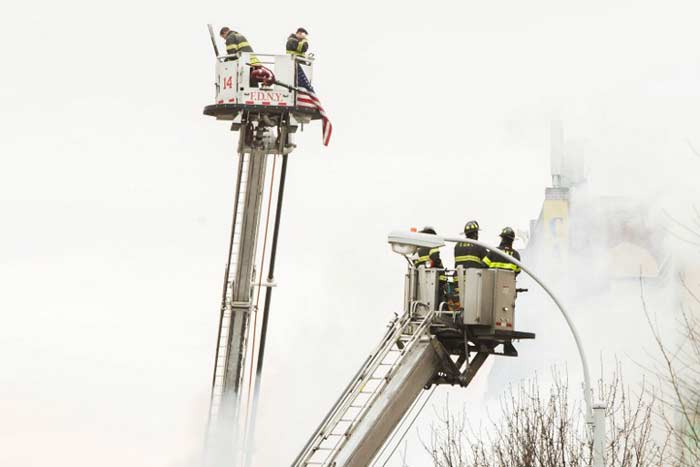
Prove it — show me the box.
[429,338,470,386]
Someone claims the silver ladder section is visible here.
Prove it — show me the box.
[207,152,250,432]
[292,306,439,467]
[205,147,268,453]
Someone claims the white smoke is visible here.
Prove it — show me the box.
[2,2,700,467]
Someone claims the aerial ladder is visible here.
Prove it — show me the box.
[291,234,535,467]
[200,29,534,467]
[202,26,325,466]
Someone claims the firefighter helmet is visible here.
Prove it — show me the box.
[499,226,516,241]
[420,226,437,235]
[464,220,480,233]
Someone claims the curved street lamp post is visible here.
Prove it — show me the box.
[387,231,607,467]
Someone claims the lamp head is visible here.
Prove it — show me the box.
[387,230,445,256]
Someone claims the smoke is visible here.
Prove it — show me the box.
[365,52,700,467]
[2,1,700,467]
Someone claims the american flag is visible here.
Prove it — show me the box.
[295,65,333,146]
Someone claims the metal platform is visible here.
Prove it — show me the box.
[203,103,322,121]
[474,328,536,340]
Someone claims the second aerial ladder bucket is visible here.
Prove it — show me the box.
[292,258,536,467]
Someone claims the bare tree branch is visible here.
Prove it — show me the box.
[640,273,700,466]
[662,209,700,241]
[427,366,669,466]
[661,226,700,247]
[690,205,700,230]
[686,139,700,159]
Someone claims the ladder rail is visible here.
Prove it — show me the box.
[317,311,436,466]
[293,307,435,467]
[206,151,251,434]
[323,312,428,439]
[226,147,269,404]
[206,144,269,464]
[290,315,406,466]
[203,116,304,466]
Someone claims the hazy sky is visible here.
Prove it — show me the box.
[2,1,700,466]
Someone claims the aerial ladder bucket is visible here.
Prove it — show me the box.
[292,266,535,467]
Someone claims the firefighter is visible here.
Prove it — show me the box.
[483,227,521,275]
[286,27,309,57]
[219,27,258,63]
[414,227,443,269]
[454,220,487,269]
[415,226,448,302]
